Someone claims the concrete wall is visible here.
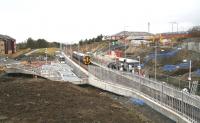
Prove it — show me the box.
[88,75,190,123]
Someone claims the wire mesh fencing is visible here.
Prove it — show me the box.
[88,65,200,123]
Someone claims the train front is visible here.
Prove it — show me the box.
[83,55,91,65]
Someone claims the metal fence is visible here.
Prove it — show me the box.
[88,65,200,123]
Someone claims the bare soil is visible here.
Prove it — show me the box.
[0,75,152,123]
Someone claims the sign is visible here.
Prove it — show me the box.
[112,41,118,45]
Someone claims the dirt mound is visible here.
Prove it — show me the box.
[125,45,152,58]
[0,77,149,123]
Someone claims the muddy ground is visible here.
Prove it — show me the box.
[0,74,174,123]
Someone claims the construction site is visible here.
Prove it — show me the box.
[1,0,200,122]
[0,30,200,123]
[71,32,200,95]
[0,48,175,123]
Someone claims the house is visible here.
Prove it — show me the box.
[109,31,131,41]
[112,31,153,40]
[0,34,16,55]
[124,32,154,46]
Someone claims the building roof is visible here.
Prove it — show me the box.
[119,57,139,63]
[127,35,153,40]
[112,31,154,37]
[0,34,15,41]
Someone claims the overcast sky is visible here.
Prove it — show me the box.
[0,0,200,43]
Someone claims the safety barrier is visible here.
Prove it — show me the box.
[88,65,200,123]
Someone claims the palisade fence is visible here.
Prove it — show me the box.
[88,65,200,123]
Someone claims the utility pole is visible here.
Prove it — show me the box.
[188,60,192,91]
[45,48,47,65]
[78,43,81,66]
[109,41,110,56]
[60,42,62,51]
[124,29,126,59]
[177,23,179,33]
[124,26,129,59]
[148,22,150,33]
[65,43,67,55]
[155,39,157,81]
[138,56,141,75]
[70,43,72,58]
[169,22,177,33]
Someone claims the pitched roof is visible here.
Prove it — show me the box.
[112,31,154,37]
[0,34,15,41]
